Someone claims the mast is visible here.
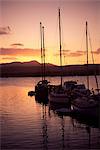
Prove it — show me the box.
[86,21,89,89]
[89,33,99,94]
[59,8,63,87]
[40,22,43,81]
[42,26,45,81]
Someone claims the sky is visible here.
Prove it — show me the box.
[0,0,100,65]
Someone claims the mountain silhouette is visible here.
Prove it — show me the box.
[0,61,100,77]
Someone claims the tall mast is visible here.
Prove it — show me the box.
[40,22,43,81]
[86,21,89,89]
[59,8,63,87]
[42,26,45,81]
[89,32,99,93]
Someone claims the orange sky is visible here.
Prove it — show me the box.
[0,0,100,65]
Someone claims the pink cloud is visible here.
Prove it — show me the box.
[0,48,41,57]
[0,26,11,35]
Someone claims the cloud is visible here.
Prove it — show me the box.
[11,43,24,47]
[56,49,100,57]
[67,50,86,57]
[93,48,100,54]
[0,48,41,57]
[55,49,71,56]
[62,50,71,53]
[62,50,71,55]
[55,50,86,57]
[0,26,11,35]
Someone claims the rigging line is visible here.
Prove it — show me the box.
[54,9,59,51]
[88,30,99,93]
[80,26,86,52]
[78,25,86,65]
[60,12,65,66]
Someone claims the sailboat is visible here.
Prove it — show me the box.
[71,21,100,119]
[48,9,70,104]
[35,22,50,102]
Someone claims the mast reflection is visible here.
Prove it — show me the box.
[41,104,48,150]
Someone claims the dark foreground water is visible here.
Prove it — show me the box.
[0,76,100,149]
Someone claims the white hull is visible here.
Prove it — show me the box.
[49,92,70,104]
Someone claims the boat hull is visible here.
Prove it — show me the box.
[35,85,48,102]
[49,92,70,104]
[71,103,99,119]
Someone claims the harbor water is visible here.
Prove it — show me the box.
[0,76,100,149]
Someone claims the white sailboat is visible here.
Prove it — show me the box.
[49,9,70,104]
[71,21,100,119]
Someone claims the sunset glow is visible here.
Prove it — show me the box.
[0,0,100,65]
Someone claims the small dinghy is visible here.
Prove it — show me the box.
[28,91,35,96]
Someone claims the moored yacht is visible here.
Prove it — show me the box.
[35,23,50,102]
[49,9,70,105]
[71,21,100,119]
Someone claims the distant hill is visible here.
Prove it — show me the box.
[0,61,100,77]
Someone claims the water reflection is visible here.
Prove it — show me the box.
[48,99,100,149]
[1,77,100,149]
[38,103,67,150]
[71,115,100,129]
[41,105,48,149]
[86,126,91,148]
[60,116,65,149]
[36,98,100,149]
[71,118,91,148]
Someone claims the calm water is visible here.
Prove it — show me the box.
[0,76,100,149]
